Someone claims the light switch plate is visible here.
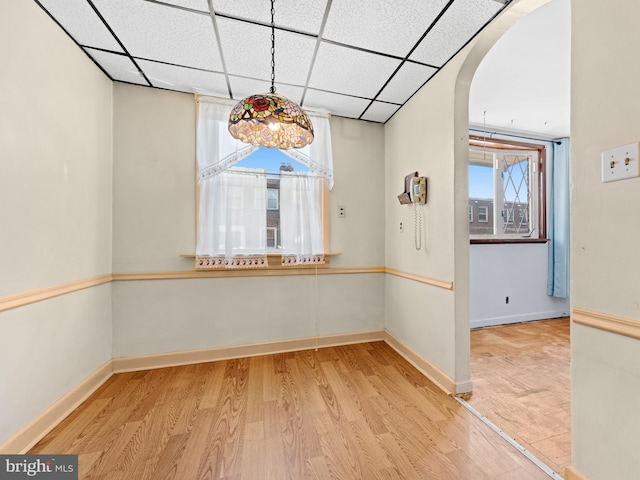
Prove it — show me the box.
[601,142,640,183]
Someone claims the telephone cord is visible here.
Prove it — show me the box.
[414,203,422,250]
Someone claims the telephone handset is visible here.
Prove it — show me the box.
[410,176,427,204]
[397,172,427,250]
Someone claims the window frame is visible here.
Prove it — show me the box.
[468,135,547,244]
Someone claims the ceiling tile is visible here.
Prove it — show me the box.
[303,90,370,120]
[137,60,228,97]
[309,42,401,98]
[228,77,305,105]
[84,48,147,85]
[323,0,449,57]
[37,0,123,52]
[410,0,502,67]
[212,0,328,35]
[217,18,316,86]
[361,102,401,123]
[377,61,438,104]
[91,0,223,71]
[152,0,209,12]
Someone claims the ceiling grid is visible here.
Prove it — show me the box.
[34,0,510,123]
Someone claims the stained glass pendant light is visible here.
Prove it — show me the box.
[228,0,314,150]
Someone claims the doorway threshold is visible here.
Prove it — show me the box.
[454,396,564,480]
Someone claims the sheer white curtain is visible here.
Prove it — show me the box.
[197,168,267,269]
[196,97,266,269]
[280,172,324,265]
[196,97,258,182]
[279,112,333,266]
[281,111,334,189]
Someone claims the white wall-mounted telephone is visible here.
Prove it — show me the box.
[410,176,427,204]
[397,173,428,250]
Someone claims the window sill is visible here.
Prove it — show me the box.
[470,238,549,245]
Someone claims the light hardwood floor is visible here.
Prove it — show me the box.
[30,342,549,479]
[468,318,571,475]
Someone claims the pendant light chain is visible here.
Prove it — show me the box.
[270,0,276,94]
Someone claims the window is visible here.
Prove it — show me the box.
[233,154,309,253]
[266,227,278,249]
[267,188,279,210]
[468,136,544,240]
[194,97,333,269]
[478,206,489,223]
[468,205,473,223]
[504,208,514,225]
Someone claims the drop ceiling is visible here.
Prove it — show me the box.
[35,0,510,123]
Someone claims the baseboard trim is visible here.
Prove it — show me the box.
[573,307,640,341]
[454,380,474,394]
[112,330,387,373]
[564,466,589,480]
[471,311,569,329]
[0,360,113,454]
[0,274,112,313]
[383,330,459,395]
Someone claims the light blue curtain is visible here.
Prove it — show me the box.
[547,138,570,297]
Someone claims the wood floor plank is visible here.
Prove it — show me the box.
[238,420,266,479]
[312,409,365,479]
[170,408,216,480]
[274,367,308,478]
[31,398,113,454]
[30,342,551,479]
[468,317,571,475]
[289,351,331,414]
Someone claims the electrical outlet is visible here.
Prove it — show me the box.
[337,205,345,218]
[399,221,404,232]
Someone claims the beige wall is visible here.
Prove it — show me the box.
[571,1,640,478]
[329,117,385,267]
[0,0,113,445]
[112,85,196,273]
[113,274,384,357]
[384,52,461,382]
[111,84,386,357]
[0,2,113,295]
